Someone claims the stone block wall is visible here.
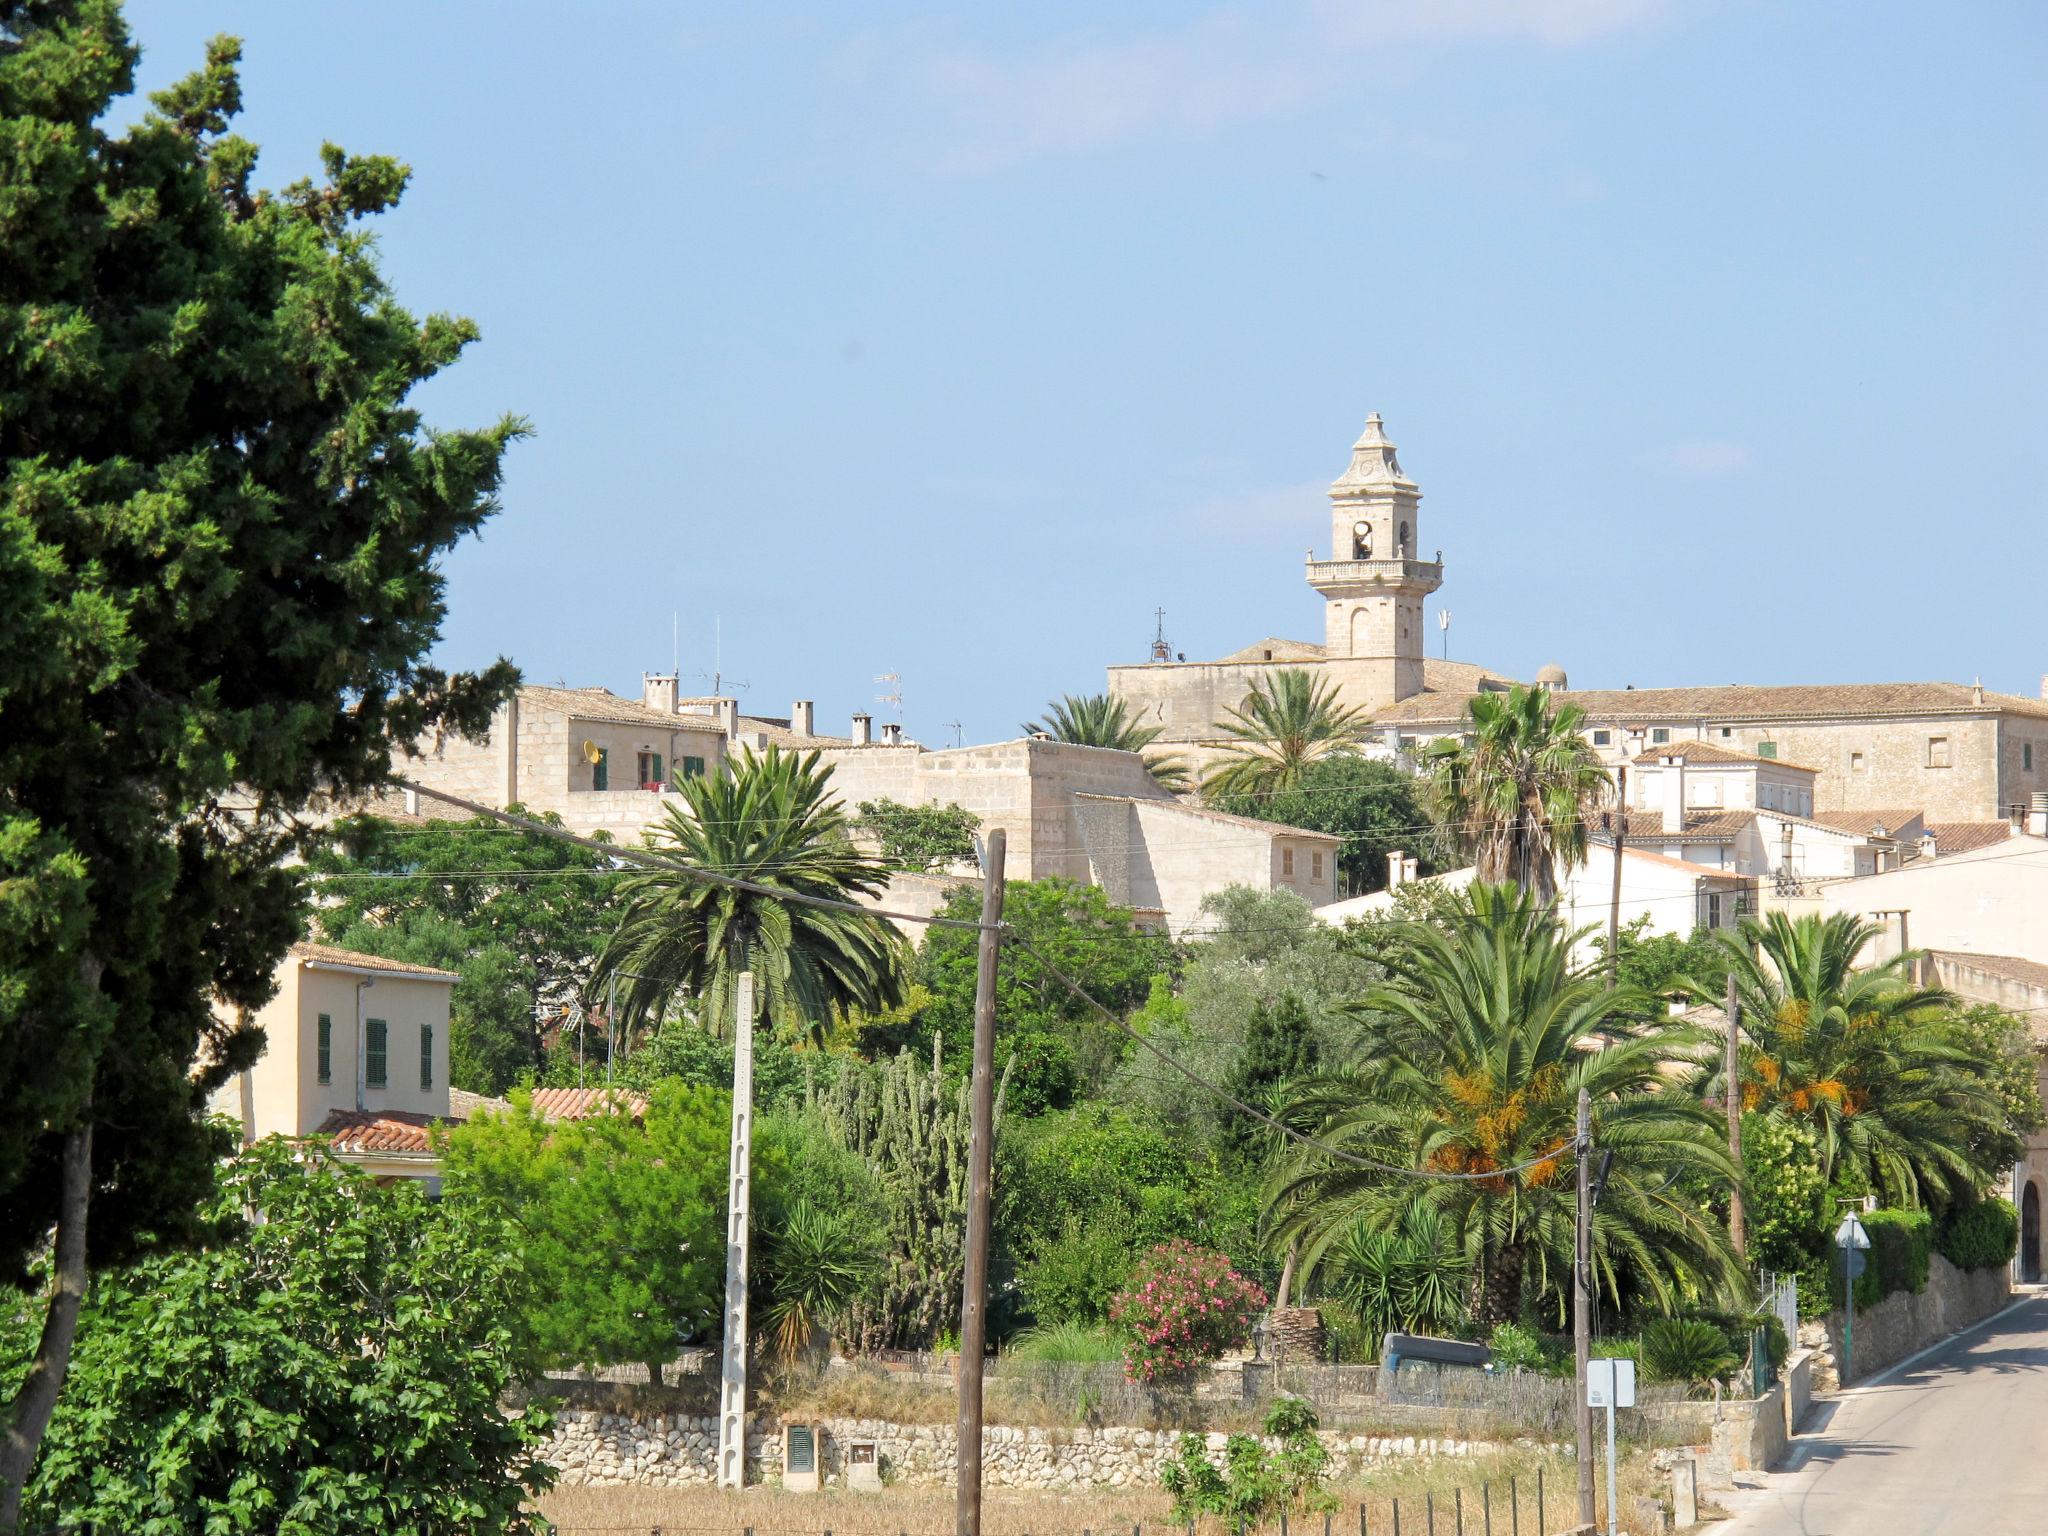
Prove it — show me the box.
[543,1413,1512,1492]
[1797,1253,2011,1391]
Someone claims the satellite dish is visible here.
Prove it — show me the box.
[581,740,602,765]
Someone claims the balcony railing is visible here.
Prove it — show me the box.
[1304,557,1443,587]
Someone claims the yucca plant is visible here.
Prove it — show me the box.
[761,1199,882,1364]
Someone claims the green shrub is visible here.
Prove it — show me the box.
[1642,1319,1741,1387]
[1936,1197,2019,1272]
[1159,1399,1333,1534]
[1019,1218,1136,1326]
[1005,1320,1123,1363]
[1487,1320,1548,1373]
[1842,1208,1933,1309]
[1684,1308,1788,1376]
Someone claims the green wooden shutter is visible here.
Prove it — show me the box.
[420,1024,434,1090]
[592,748,608,790]
[366,1018,387,1087]
[652,752,664,786]
[317,1014,332,1083]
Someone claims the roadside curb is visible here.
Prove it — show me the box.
[1827,1289,2038,1399]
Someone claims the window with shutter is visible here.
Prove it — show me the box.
[317,1014,332,1084]
[366,1018,387,1088]
[420,1024,434,1090]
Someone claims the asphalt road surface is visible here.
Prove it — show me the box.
[1724,1290,2048,1536]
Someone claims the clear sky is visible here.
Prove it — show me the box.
[127,1,2046,745]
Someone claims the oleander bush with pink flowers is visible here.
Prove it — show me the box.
[1109,1239,1268,1383]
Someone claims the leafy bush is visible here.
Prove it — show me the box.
[1742,1114,1828,1277]
[1937,1197,2020,1272]
[1642,1319,1741,1387]
[1110,1240,1267,1383]
[22,1140,553,1532]
[1683,1308,1788,1376]
[1160,1398,1333,1534]
[1846,1209,1934,1309]
[856,797,979,872]
[1487,1320,1549,1373]
[1019,1218,1138,1326]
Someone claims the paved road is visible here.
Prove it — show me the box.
[1724,1290,2048,1535]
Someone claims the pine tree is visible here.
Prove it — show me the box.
[0,8,518,1514]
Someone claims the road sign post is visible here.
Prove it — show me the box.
[1835,1212,1872,1388]
[1586,1357,1635,1536]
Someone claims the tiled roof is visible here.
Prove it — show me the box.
[1214,637,1328,664]
[1804,809,1925,839]
[1928,950,2048,991]
[1631,741,1818,773]
[1375,680,2048,727]
[448,1087,512,1120]
[314,1109,441,1156]
[1073,792,1344,842]
[1923,820,2015,855]
[1608,810,1755,844]
[1616,844,1753,878]
[733,717,854,749]
[527,1086,649,1122]
[290,942,460,982]
[520,685,728,734]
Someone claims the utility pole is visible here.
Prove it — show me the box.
[1605,765,1628,982]
[1575,1086,1595,1527]
[716,971,756,1488]
[955,829,1007,1536]
[1725,972,1746,1256]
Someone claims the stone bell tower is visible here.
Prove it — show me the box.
[1307,413,1443,707]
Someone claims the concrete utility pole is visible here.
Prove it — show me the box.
[1575,1086,1596,1527]
[956,831,1007,1536]
[1725,972,1746,1256]
[716,971,756,1488]
[1605,765,1628,982]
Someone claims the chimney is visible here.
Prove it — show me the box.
[1918,830,1937,862]
[1661,755,1686,835]
[718,697,739,738]
[851,711,872,746]
[402,787,419,817]
[1972,677,1985,706]
[2030,791,2048,838]
[791,700,814,739]
[1403,855,1419,884]
[1387,850,1406,890]
[881,722,903,746]
[643,673,679,715]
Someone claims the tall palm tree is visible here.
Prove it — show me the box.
[1268,883,1742,1326]
[591,747,906,1043]
[1425,683,1609,903]
[1023,691,1191,793]
[1203,670,1370,800]
[1698,911,2001,1209]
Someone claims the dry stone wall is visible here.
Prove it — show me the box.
[1797,1253,2010,1392]
[543,1413,1515,1492]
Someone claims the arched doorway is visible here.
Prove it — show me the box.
[2023,1182,2042,1284]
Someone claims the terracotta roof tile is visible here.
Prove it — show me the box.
[1610,810,1755,843]
[526,1087,649,1122]
[1375,680,2048,727]
[449,1087,512,1120]
[1631,740,1818,773]
[1803,809,1925,838]
[520,685,729,734]
[291,942,460,982]
[314,1108,441,1155]
[1923,821,2015,855]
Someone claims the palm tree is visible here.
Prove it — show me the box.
[1425,683,1609,902]
[1023,691,1190,793]
[1203,670,1370,800]
[1268,883,1742,1326]
[591,747,906,1043]
[1699,911,2002,1209]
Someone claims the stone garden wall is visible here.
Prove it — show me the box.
[1797,1253,2011,1391]
[543,1413,1520,1492]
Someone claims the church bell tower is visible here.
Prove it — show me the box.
[1307,413,1442,706]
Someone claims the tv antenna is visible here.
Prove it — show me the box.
[943,719,964,748]
[874,672,903,719]
[1438,608,1452,661]
[1149,607,1173,663]
[693,616,750,697]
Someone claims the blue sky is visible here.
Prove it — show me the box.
[128,1,2046,744]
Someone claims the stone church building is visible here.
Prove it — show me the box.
[1108,415,2048,823]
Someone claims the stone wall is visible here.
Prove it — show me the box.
[543,1413,1513,1492]
[1797,1253,2011,1391]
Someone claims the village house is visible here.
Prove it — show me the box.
[209,942,459,1183]
[1108,415,2048,821]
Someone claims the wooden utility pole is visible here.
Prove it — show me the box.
[1725,972,1746,1257]
[956,829,1007,1536]
[716,971,756,1487]
[1575,1086,1595,1527]
[1605,765,1628,982]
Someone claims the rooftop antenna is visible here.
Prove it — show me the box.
[693,616,750,697]
[1149,607,1173,663]
[1439,608,1452,661]
[944,719,964,748]
[874,672,903,720]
